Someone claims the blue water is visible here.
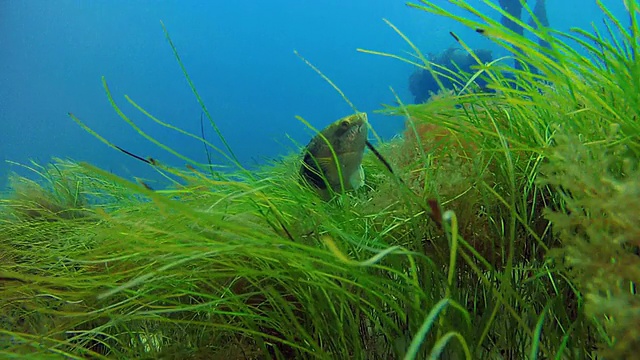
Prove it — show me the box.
[0,0,630,190]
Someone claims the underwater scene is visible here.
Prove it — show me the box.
[1,0,639,359]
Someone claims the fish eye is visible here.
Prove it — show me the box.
[340,120,350,128]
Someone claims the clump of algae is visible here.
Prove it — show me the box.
[2,0,640,359]
[540,133,640,359]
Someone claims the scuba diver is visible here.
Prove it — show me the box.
[408,47,494,103]
[408,0,551,103]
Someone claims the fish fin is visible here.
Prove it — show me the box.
[349,164,365,190]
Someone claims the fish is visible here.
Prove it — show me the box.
[299,112,368,199]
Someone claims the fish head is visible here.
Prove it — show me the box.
[320,112,368,155]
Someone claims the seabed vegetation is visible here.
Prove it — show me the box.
[2,1,639,359]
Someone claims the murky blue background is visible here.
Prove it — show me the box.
[0,0,628,189]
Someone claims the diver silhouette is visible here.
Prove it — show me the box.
[499,0,550,70]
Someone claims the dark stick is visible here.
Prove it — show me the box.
[200,112,214,176]
[365,140,443,228]
[114,145,152,165]
[365,141,395,175]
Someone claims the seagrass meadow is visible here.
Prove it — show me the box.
[1,1,639,359]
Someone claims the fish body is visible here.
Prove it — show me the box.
[299,112,368,199]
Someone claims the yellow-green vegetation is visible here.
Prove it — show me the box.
[2,0,639,359]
